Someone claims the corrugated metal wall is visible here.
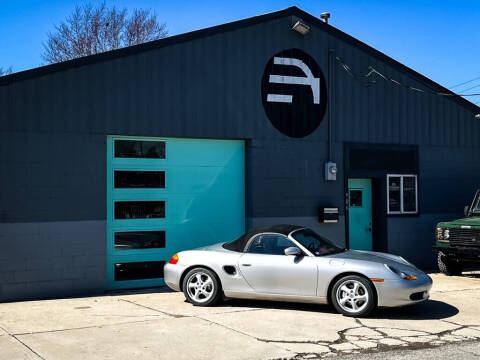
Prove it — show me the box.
[1,9,480,300]
[0,12,479,239]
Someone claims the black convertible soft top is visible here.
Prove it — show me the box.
[222,224,304,252]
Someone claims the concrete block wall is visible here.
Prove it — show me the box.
[0,221,106,302]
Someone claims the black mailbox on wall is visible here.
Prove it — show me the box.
[319,207,339,223]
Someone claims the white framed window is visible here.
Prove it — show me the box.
[387,174,418,214]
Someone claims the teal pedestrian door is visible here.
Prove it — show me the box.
[106,136,245,290]
[348,179,373,251]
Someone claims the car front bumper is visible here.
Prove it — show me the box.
[434,246,480,259]
[375,273,433,307]
[163,263,187,292]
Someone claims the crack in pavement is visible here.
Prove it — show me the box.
[11,334,47,360]
[266,318,480,359]
[119,298,266,318]
[11,318,162,337]
[195,314,297,356]
[119,298,187,318]
[0,324,46,360]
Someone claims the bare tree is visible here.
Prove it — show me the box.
[42,1,167,64]
[0,67,13,76]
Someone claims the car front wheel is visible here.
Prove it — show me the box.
[331,275,376,317]
[182,267,222,306]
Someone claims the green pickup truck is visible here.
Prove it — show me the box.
[435,190,480,275]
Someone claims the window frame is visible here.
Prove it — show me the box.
[114,230,166,251]
[113,169,166,189]
[113,139,166,159]
[114,200,166,220]
[348,189,363,208]
[387,174,418,215]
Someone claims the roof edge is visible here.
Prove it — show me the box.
[1,6,478,113]
[289,8,480,114]
[0,7,293,86]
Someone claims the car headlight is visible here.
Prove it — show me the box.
[443,229,450,239]
[436,227,443,240]
[384,264,417,281]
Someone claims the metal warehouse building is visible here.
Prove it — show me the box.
[1,7,479,302]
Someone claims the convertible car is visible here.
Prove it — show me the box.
[164,225,432,317]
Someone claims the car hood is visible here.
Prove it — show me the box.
[328,249,417,268]
[439,216,480,228]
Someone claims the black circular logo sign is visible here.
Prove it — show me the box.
[261,49,327,138]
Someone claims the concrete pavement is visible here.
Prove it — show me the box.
[0,272,479,359]
[339,341,480,360]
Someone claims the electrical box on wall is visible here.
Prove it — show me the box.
[325,161,337,181]
[318,207,339,223]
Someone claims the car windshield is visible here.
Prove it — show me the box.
[292,229,344,256]
[473,192,480,214]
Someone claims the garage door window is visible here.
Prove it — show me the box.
[387,175,418,215]
[114,261,165,281]
[114,201,165,219]
[114,170,166,188]
[114,231,166,250]
[114,140,166,159]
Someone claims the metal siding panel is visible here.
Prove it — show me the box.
[414,90,423,145]
[408,86,416,144]
[465,107,473,147]
[458,107,466,147]
[97,61,112,134]
[0,85,8,131]
[473,110,480,148]
[0,13,479,226]
[444,100,452,146]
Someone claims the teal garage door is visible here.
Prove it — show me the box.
[106,136,245,290]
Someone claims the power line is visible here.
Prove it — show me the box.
[458,83,480,94]
[449,76,480,89]
[335,56,480,97]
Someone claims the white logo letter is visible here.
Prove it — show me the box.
[267,57,320,104]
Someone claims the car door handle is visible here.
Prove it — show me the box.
[241,264,252,267]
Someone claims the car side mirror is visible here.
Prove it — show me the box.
[284,247,302,256]
[464,205,470,217]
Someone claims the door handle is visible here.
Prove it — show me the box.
[366,228,372,232]
[241,264,252,267]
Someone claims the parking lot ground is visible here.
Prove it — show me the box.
[0,272,479,360]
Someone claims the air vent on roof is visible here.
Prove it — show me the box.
[320,12,331,24]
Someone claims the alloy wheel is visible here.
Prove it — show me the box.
[186,271,215,303]
[335,279,369,314]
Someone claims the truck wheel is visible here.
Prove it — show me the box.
[437,252,463,276]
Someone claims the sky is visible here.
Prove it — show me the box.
[1,0,479,104]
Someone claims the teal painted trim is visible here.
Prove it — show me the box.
[107,135,245,290]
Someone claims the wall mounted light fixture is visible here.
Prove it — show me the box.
[292,21,310,35]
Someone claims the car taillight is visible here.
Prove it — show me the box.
[169,253,179,265]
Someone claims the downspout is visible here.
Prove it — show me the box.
[328,48,334,161]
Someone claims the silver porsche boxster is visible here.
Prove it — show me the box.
[164,225,432,317]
